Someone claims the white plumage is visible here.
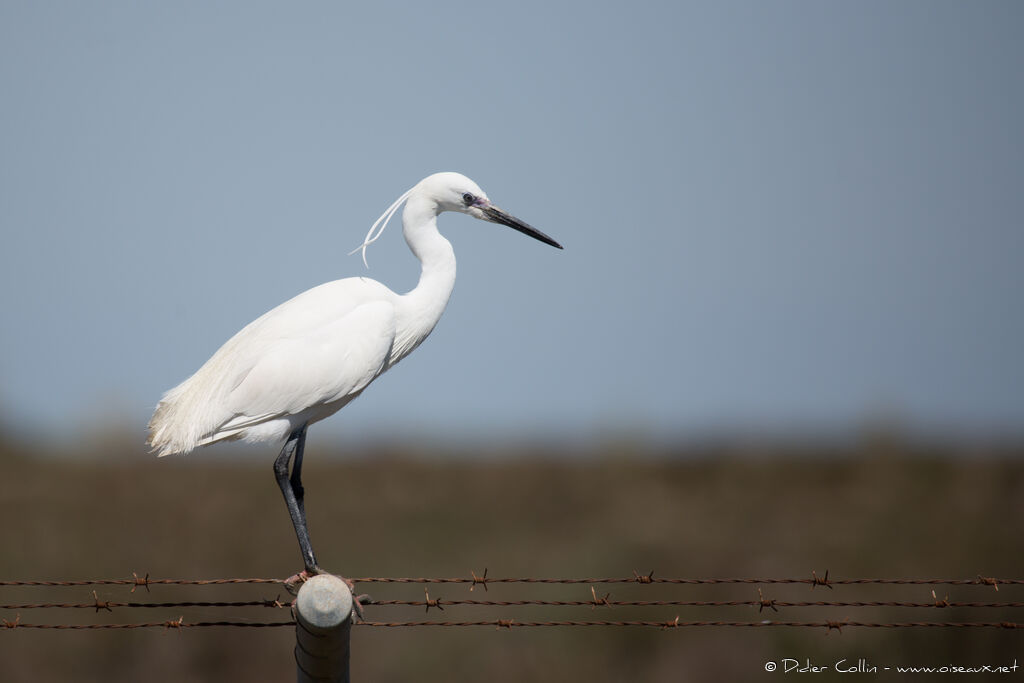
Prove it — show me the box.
[148,280,400,454]
[145,171,561,573]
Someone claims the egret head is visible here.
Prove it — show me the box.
[352,172,561,267]
[416,172,488,213]
[419,172,563,249]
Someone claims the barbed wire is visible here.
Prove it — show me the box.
[357,620,1022,631]
[4,598,1023,611]
[0,597,289,611]
[2,617,1019,631]
[0,616,291,630]
[354,570,1018,589]
[3,570,1020,632]
[0,575,279,589]
[1,570,1018,589]
[368,598,1024,609]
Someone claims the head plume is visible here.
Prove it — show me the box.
[348,185,415,268]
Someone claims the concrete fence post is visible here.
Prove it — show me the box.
[293,574,353,683]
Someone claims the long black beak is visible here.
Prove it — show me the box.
[482,205,563,249]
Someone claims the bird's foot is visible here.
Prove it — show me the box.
[283,566,323,595]
[334,575,369,621]
[351,592,370,622]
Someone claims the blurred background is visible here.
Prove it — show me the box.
[1,1,1021,681]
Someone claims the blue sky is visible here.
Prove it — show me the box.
[1,1,1022,447]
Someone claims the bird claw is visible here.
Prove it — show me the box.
[340,575,367,621]
[351,592,372,622]
[283,568,320,595]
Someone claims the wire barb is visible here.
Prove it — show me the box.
[589,586,611,609]
[757,588,778,613]
[977,575,1000,591]
[423,588,444,613]
[262,595,287,610]
[811,569,832,590]
[470,568,489,592]
[131,572,150,594]
[825,619,848,634]
[91,591,112,613]
[633,570,655,584]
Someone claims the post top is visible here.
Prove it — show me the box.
[295,574,353,631]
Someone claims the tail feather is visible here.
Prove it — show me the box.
[146,371,232,456]
[147,328,258,455]
[146,389,201,457]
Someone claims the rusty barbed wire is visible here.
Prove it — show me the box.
[2,571,1019,588]
[357,620,1022,630]
[0,599,289,611]
[364,598,1024,609]
[1,618,1019,631]
[0,576,280,588]
[351,572,1020,588]
[4,597,1023,611]
[3,570,1020,632]
[1,619,293,630]
[349,577,1022,586]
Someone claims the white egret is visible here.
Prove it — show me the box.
[147,172,562,574]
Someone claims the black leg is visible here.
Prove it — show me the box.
[290,426,307,522]
[273,424,320,573]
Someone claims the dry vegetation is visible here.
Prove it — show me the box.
[1,431,1021,681]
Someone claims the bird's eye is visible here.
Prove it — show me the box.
[462,192,475,206]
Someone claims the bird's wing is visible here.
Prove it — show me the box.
[148,278,399,454]
[222,299,397,425]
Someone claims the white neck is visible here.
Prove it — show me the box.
[391,195,457,364]
[403,195,456,284]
